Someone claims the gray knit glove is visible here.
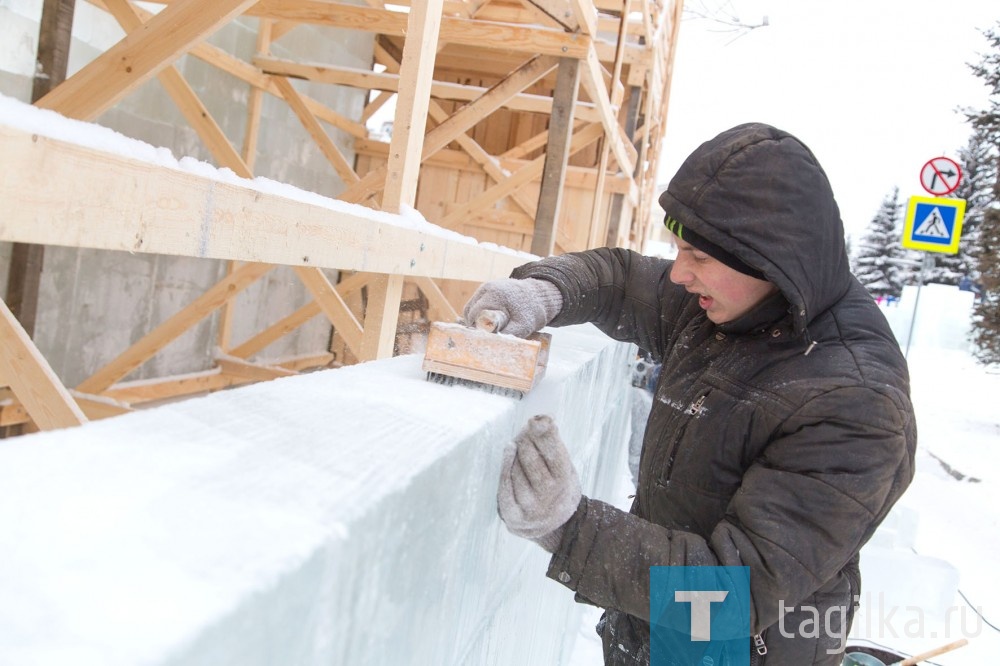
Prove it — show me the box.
[463,278,563,338]
[498,415,582,553]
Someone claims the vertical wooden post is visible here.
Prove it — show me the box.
[604,85,643,248]
[531,57,579,257]
[359,0,443,362]
[5,0,76,337]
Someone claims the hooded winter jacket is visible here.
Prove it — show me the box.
[510,123,916,665]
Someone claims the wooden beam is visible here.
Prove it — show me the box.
[292,267,364,354]
[368,0,443,360]
[531,57,579,257]
[241,19,273,171]
[254,56,603,123]
[75,262,275,394]
[589,0,631,249]
[215,355,298,382]
[0,298,87,430]
[228,271,369,360]
[521,0,578,31]
[382,0,443,212]
[338,54,559,204]
[580,43,636,175]
[410,276,459,323]
[0,126,528,281]
[358,273,405,361]
[36,0,258,120]
[251,1,591,59]
[100,0,253,178]
[442,122,604,228]
[368,40,539,219]
[272,76,361,184]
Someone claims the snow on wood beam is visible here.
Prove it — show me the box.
[0,324,635,665]
[0,125,529,283]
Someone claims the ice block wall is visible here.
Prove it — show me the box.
[0,324,635,666]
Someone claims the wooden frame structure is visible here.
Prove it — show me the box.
[0,0,683,432]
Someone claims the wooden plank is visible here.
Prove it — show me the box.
[0,126,529,282]
[292,267,364,354]
[216,355,298,381]
[75,262,275,394]
[0,297,87,430]
[228,271,369,359]
[82,0,369,141]
[531,57,579,257]
[254,56,603,123]
[580,44,636,174]
[37,0,258,120]
[241,19,272,171]
[272,76,360,184]
[410,276,459,323]
[382,0,444,211]
[588,0,630,249]
[441,121,603,228]
[523,0,588,32]
[338,54,559,204]
[251,0,591,58]
[100,368,250,404]
[99,0,253,178]
[358,274,405,361]
[229,301,322,360]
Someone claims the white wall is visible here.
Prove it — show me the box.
[0,324,635,665]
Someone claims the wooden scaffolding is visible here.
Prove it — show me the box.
[0,0,683,433]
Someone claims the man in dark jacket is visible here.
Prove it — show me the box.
[463,123,917,665]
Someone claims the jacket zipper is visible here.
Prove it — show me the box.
[653,391,710,488]
[750,631,767,665]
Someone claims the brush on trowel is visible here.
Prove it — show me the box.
[422,310,551,399]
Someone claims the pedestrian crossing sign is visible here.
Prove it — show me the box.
[902,195,966,254]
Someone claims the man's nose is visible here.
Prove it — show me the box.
[669,259,691,285]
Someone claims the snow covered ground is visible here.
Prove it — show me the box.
[568,284,1000,665]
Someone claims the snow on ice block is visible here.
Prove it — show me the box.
[0,324,634,666]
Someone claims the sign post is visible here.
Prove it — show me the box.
[899,159,966,358]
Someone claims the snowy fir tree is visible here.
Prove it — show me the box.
[851,187,918,299]
[926,125,995,284]
[967,21,1000,366]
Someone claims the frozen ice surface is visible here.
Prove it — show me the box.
[0,324,635,666]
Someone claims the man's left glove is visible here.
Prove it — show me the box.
[498,415,582,553]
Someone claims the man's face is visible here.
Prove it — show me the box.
[669,238,778,324]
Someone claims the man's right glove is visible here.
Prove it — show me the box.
[497,415,582,553]
[462,278,563,338]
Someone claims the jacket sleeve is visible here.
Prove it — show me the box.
[511,248,686,359]
[545,386,914,633]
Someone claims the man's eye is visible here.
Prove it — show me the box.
[693,254,710,263]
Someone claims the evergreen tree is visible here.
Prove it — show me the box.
[852,187,915,299]
[966,21,1000,365]
[926,125,995,284]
